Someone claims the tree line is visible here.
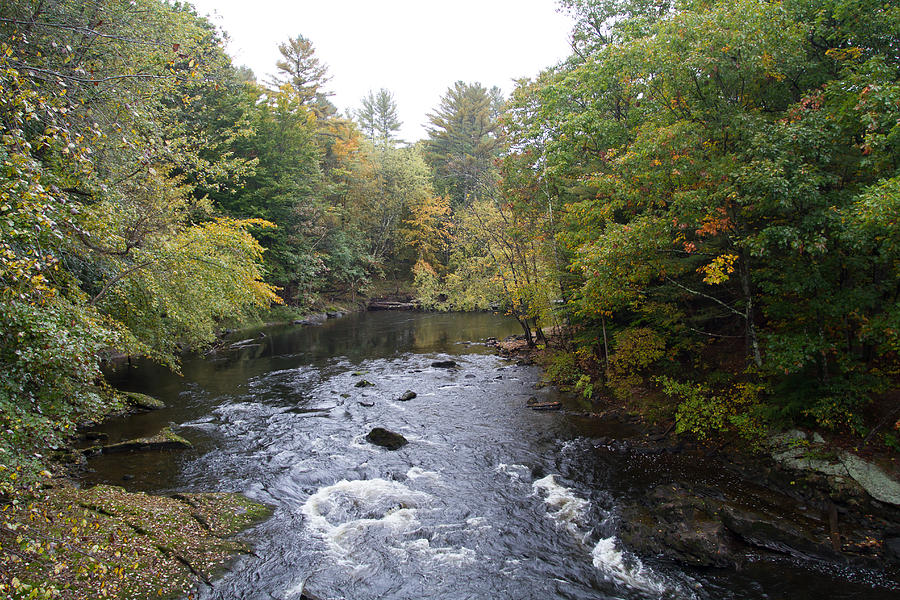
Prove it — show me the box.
[2,0,898,482]
[419,0,900,445]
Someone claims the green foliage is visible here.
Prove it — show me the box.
[357,88,403,147]
[546,351,581,387]
[0,299,120,466]
[607,328,665,400]
[425,81,504,207]
[658,377,768,445]
[885,432,900,453]
[0,0,282,476]
[494,0,900,438]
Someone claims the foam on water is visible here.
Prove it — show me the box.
[302,478,477,567]
[406,467,440,481]
[591,537,669,595]
[532,474,589,532]
[533,475,678,597]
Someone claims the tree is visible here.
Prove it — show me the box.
[425,81,504,206]
[269,34,334,116]
[357,88,403,148]
[491,0,900,438]
[0,0,279,472]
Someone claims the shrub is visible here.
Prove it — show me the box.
[657,376,767,447]
[607,328,665,400]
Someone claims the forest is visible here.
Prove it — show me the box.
[1,0,899,485]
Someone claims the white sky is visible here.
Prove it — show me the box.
[188,0,575,142]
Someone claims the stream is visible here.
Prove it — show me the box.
[87,311,899,599]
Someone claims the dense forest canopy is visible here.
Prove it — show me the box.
[1,0,899,483]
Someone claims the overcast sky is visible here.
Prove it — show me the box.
[188,0,575,142]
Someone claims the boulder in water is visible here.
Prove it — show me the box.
[431,360,457,368]
[365,427,408,450]
[97,427,193,454]
[355,379,375,388]
[396,390,417,401]
[121,390,165,411]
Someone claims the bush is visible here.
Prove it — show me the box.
[657,376,767,446]
[607,328,665,400]
[545,351,580,387]
[0,299,119,475]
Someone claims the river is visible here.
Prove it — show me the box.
[87,311,898,599]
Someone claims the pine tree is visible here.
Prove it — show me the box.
[269,35,334,116]
[357,88,403,148]
[425,81,504,206]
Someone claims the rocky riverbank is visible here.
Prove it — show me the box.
[0,482,271,599]
[0,389,272,600]
[495,334,900,580]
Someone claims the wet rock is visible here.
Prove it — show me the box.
[464,374,476,379]
[294,313,327,326]
[396,390,417,401]
[720,504,838,560]
[354,379,375,388]
[885,537,900,564]
[326,311,343,319]
[358,401,375,408]
[229,338,260,350]
[82,431,109,443]
[619,482,847,568]
[121,391,165,411]
[365,427,408,450]
[98,427,193,454]
[431,360,458,368]
[618,485,736,567]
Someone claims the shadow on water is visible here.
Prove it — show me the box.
[84,311,898,600]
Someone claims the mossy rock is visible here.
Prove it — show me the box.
[1,483,271,600]
[122,390,166,410]
[101,427,192,454]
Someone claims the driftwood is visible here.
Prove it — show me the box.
[367,301,419,311]
[527,398,562,411]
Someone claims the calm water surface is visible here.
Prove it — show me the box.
[88,312,898,600]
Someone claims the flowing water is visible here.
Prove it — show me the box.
[88,312,899,600]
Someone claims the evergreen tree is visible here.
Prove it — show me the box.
[357,88,403,148]
[269,34,334,116]
[425,81,504,206]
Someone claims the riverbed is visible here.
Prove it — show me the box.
[87,312,899,599]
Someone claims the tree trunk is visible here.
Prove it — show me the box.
[739,252,763,368]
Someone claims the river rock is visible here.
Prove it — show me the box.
[396,390,417,401]
[719,504,839,560]
[431,360,457,368]
[618,484,736,567]
[355,379,375,388]
[98,427,193,454]
[365,427,408,450]
[527,397,561,411]
[358,401,375,407]
[839,452,900,506]
[121,391,166,411]
[295,313,327,326]
[618,482,846,567]
[326,311,343,319]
